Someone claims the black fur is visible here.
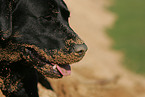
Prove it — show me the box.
[0,0,87,97]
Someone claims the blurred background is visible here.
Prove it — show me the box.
[108,0,145,75]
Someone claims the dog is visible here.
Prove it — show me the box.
[0,0,87,97]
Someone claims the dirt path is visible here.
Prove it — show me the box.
[1,0,145,97]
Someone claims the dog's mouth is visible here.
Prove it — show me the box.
[22,47,71,78]
[51,63,71,76]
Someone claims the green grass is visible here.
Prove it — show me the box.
[108,0,145,74]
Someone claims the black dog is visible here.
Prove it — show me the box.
[0,0,87,97]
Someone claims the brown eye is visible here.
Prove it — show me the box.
[38,16,52,23]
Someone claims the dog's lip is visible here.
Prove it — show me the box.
[23,47,71,76]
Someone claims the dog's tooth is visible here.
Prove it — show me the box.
[53,65,57,69]
[25,48,29,53]
[25,48,32,54]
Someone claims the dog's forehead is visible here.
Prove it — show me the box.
[43,0,69,12]
[13,0,69,17]
[55,0,68,9]
[16,0,68,9]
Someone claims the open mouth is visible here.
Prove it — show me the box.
[22,47,71,77]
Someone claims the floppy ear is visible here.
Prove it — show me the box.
[0,0,12,41]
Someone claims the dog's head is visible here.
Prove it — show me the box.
[0,0,87,78]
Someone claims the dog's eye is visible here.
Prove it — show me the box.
[39,16,52,21]
[43,16,52,21]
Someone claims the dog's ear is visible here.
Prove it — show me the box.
[0,1,12,41]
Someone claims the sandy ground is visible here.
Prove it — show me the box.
[1,0,145,97]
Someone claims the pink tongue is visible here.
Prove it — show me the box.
[56,65,71,76]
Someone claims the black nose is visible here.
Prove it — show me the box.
[73,43,88,56]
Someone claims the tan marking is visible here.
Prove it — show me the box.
[0,36,85,64]
[13,32,23,38]
[2,30,9,36]
[21,44,83,65]
[1,30,10,40]
[65,38,84,45]
[0,78,4,87]
[0,42,21,62]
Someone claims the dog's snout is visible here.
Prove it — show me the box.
[73,43,88,55]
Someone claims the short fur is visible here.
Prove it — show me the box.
[0,0,87,97]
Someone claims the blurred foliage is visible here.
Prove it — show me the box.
[108,0,145,74]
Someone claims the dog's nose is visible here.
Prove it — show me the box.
[74,43,88,56]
